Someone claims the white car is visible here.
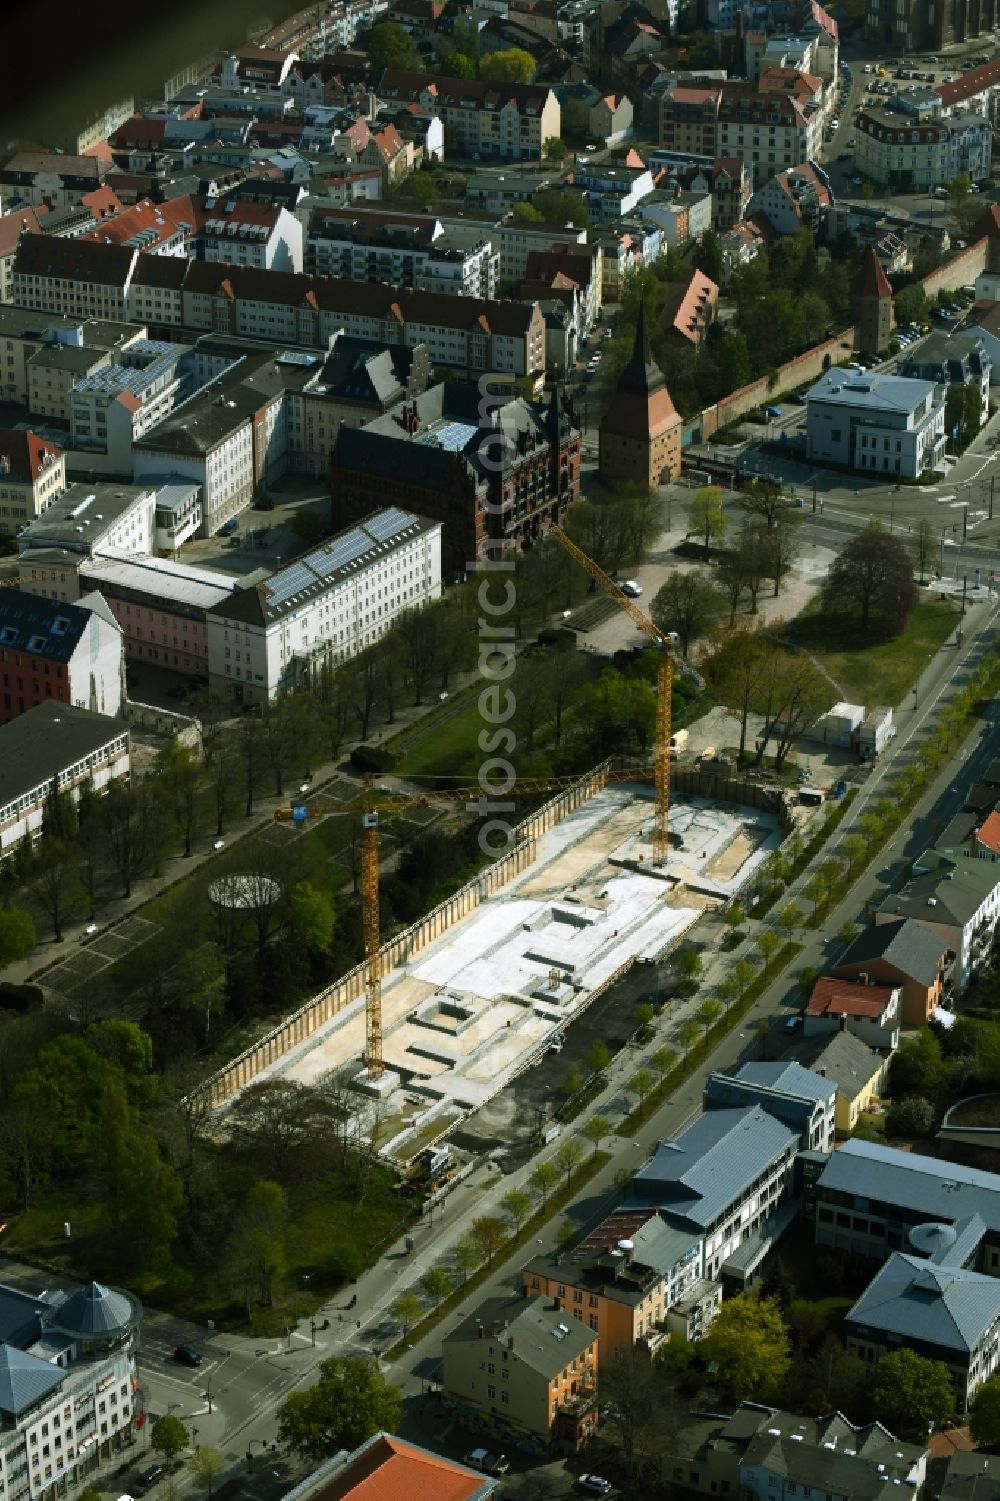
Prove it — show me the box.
[620,579,642,597]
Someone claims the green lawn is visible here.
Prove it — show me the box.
[396,697,487,779]
[783,596,961,706]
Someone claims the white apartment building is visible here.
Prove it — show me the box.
[716,83,823,180]
[69,340,192,475]
[307,214,496,298]
[376,70,561,163]
[132,409,255,536]
[206,508,442,704]
[201,195,304,274]
[855,107,993,188]
[806,368,946,477]
[0,704,130,853]
[0,430,66,538]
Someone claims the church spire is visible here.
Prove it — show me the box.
[617,300,666,399]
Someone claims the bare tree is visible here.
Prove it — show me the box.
[103,783,148,899]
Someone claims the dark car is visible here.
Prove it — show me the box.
[133,1465,165,1495]
[173,1344,202,1366]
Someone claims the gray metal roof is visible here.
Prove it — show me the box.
[818,1139,1000,1232]
[0,702,128,811]
[631,1106,798,1229]
[49,1281,136,1338]
[797,1030,884,1098]
[0,1287,47,1348]
[0,1345,66,1418]
[847,1251,1000,1353]
[731,1060,836,1104]
[444,1294,594,1379]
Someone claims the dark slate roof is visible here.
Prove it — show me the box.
[0,589,90,664]
[847,1252,1000,1354]
[13,232,135,288]
[0,702,129,809]
[332,424,471,489]
[0,1346,65,1419]
[0,1287,46,1348]
[444,1294,594,1379]
[817,1139,1000,1231]
[49,1282,135,1338]
[797,1029,884,1098]
[833,916,947,987]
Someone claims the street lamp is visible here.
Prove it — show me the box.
[310,1318,317,1348]
[203,1377,213,1414]
[246,1440,272,1473]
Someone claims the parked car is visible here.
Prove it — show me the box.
[764,404,782,418]
[785,1015,803,1033]
[620,579,642,597]
[173,1345,202,1366]
[133,1467,165,1496]
[576,1479,613,1496]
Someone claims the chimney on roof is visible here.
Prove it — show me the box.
[859,972,869,986]
[839,1014,847,1032]
[508,1335,515,1351]
[818,1068,826,1077]
[478,1323,485,1338]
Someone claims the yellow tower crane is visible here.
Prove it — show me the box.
[550,524,673,866]
[278,766,650,1078]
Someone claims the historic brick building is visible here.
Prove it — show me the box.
[329,382,581,573]
[599,305,682,492]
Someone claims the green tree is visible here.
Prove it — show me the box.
[869,1347,953,1438]
[700,1293,791,1402]
[530,1160,559,1207]
[231,1179,288,1308]
[970,1373,1000,1447]
[480,47,536,82]
[151,1414,189,1461]
[695,998,722,1039]
[588,1039,612,1075]
[886,1095,936,1137]
[678,1020,702,1057]
[631,1068,654,1108]
[471,1215,507,1267]
[511,201,543,224]
[912,516,936,583]
[689,485,727,557]
[277,1357,402,1460]
[501,1187,534,1236]
[894,283,927,326]
[822,529,919,636]
[366,21,421,70]
[188,1446,223,1498]
[841,833,866,875]
[651,1047,677,1084]
[756,930,783,975]
[454,1235,480,1285]
[391,1291,423,1340]
[635,1001,655,1033]
[556,1218,577,1254]
[0,907,36,967]
[543,135,568,162]
[734,957,757,1001]
[725,900,745,933]
[553,1135,585,1189]
[582,1115,610,1155]
[778,902,802,939]
[420,1266,453,1310]
[651,572,725,656]
[288,881,336,954]
[676,946,703,991]
[694,229,723,284]
[837,919,860,947]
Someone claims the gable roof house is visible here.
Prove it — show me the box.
[831,915,950,1025]
[798,1029,889,1136]
[803,975,901,1053]
[876,847,1000,992]
[703,1061,836,1152]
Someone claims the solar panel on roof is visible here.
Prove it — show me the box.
[266,561,315,607]
[415,420,476,453]
[275,351,318,367]
[317,532,370,574]
[365,508,415,542]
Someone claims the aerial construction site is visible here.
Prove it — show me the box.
[245,780,783,1156]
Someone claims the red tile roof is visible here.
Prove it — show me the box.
[0,428,63,483]
[0,205,47,259]
[806,976,897,1018]
[81,185,125,219]
[79,197,185,251]
[853,246,892,300]
[937,56,1000,109]
[317,1435,485,1501]
[976,810,1000,855]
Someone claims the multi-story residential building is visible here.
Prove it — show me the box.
[16,481,157,562]
[898,330,991,412]
[799,1029,889,1137]
[68,340,193,475]
[0,429,66,537]
[281,1434,497,1501]
[286,336,432,477]
[0,152,110,210]
[13,237,138,323]
[519,246,601,331]
[710,157,753,230]
[937,59,1000,125]
[829,919,948,1025]
[703,1062,836,1152]
[847,1249,1000,1411]
[376,70,561,163]
[205,507,441,704]
[12,237,548,383]
[0,589,123,726]
[568,163,655,225]
[658,86,722,155]
[877,846,1000,991]
[855,107,992,189]
[673,1403,926,1500]
[200,194,304,273]
[716,81,823,182]
[305,207,496,296]
[802,975,901,1052]
[0,1276,141,1494]
[442,1295,598,1454]
[805,368,946,478]
[330,384,579,573]
[747,160,833,238]
[0,308,144,409]
[79,555,247,677]
[0,207,47,304]
[78,197,190,258]
[486,221,592,285]
[0,703,130,854]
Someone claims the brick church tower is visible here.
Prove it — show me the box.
[599,302,683,493]
[853,248,894,359]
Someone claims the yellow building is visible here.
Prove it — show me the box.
[803,1028,888,1136]
[442,1294,598,1456]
